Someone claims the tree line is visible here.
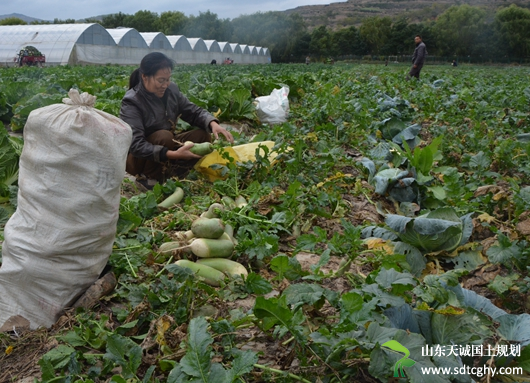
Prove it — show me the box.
[2,4,530,63]
[298,4,530,64]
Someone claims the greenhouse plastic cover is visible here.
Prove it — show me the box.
[107,28,149,48]
[0,24,114,65]
[0,23,270,66]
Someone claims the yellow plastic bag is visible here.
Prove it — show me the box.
[194,141,278,182]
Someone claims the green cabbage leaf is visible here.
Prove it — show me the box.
[385,207,473,253]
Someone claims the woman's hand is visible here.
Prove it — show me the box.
[210,121,234,143]
[167,142,202,160]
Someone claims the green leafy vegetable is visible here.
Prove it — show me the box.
[385,207,473,253]
[104,334,143,379]
[0,122,19,203]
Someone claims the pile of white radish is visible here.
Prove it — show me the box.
[158,197,249,286]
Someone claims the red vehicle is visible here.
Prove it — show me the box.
[16,46,45,67]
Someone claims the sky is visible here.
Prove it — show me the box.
[0,0,342,21]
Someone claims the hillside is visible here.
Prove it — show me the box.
[284,0,530,30]
[0,13,45,23]
[0,13,105,23]
[3,0,530,31]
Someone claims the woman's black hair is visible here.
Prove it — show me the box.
[128,52,175,89]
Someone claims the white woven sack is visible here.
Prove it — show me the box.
[0,89,132,331]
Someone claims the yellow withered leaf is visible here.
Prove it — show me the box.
[317,172,353,188]
[416,302,432,311]
[435,305,465,316]
[363,238,394,254]
[155,315,172,346]
[477,212,496,224]
[5,345,13,355]
[493,191,509,201]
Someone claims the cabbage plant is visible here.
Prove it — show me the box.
[384,207,473,253]
[362,158,419,203]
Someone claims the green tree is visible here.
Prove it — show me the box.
[158,11,188,36]
[359,16,392,55]
[184,11,232,41]
[291,31,311,60]
[383,18,415,55]
[53,18,76,24]
[309,26,334,59]
[433,5,488,56]
[472,23,499,62]
[101,12,130,29]
[125,10,159,32]
[495,4,530,58]
[0,17,27,25]
[84,18,102,24]
[332,26,365,56]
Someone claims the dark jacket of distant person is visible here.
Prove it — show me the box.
[412,41,427,67]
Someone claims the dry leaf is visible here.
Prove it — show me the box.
[155,315,173,347]
[5,346,13,356]
[477,212,496,224]
[363,238,394,254]
[493,191,509,201]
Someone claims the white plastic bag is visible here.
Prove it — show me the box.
[0,89,132,331]
[254,86,289,124]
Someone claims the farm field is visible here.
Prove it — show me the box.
[1,62,530,382]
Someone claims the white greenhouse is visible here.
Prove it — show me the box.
[0,24,271,67]
[218,42,232,54]
[240,45,251,56]
[106,28,150,64]
[140,32,172,50]
[186,37,211,64]
[230,43,242,55]
[107,28,149,48]
[166,35,192,51]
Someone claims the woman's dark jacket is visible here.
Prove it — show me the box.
[120,81,218,163]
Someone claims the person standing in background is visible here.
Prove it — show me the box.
[407,35,427,80]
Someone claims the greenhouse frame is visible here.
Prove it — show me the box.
[0,23,271,66]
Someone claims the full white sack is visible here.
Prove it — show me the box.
[0,89,132,331]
